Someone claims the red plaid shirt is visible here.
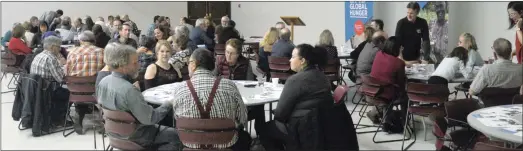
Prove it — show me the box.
[65,44,105,77]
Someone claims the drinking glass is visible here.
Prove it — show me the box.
[257,76,265,86]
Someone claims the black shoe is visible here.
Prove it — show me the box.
[73,116,85,135]
[74,122,84,135]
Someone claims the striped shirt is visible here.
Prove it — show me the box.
[170,69,248,149]
[65,45,105,76]
[30,50,65,83]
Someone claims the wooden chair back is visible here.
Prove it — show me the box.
[102,108,144,150]
[65,76,97,103]
[268,56,292,80]
[176,117,237,149]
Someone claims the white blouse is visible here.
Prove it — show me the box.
[431,57,473,81]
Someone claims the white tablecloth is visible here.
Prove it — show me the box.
[467,104,523,144]
[142,80,284,106]
[406,64,480,83]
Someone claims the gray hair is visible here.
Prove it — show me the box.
[318,29,335,46]
[493,38,512,60]
[280,28,291,40]
[104,43,137,69]
[195,18,206,27]
[12,22,21,28]
[43,36,62,50]
[61,16,71,26]
[78,31,95,42]
[191,48,215,71]
[174,25,190,37]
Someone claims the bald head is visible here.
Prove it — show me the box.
[221,16,230,27]
[280,28,291,40]
[493,38,512,60]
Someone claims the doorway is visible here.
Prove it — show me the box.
[187,1,231,26]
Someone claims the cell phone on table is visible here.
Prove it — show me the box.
[244,84,257,88]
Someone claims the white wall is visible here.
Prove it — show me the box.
[1,2,187,35]
[374,1,514,60]
[231,2,345,46]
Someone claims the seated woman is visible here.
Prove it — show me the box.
[8,24,32,55]
[138,25,171,73]
[259,44,332,150]
[257,27,279,77]
[213,38,253,80]
[168,26,193,80]
[459,33,484,68]
[367,36,408,131]
[144,40,182,90]
[213,38,263,137]
[349,26,375,65]
[457,33,483,88]
[429,47,472,85]
[316,29,338,60]
[22,22,34,48]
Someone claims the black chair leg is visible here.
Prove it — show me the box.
[355,105,380,132]
[369,103,413,144]
[350,96,364,115]
[63,103,75,137]
[401,101,417,151]
[92,105,97,149]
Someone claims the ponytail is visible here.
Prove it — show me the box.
[296,44,327,70]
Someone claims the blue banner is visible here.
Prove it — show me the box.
[418,1,427,8]
[345,1,373,41]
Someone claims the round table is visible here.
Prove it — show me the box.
[467,104,523,144]
[142,80,284,106]
[405,65,480,83]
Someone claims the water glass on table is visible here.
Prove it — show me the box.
[271,78,279,87]
[257,76,266,86]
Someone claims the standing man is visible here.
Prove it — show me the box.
[40,9,64,26]
[395,2,431,64]
[429,1,449,64]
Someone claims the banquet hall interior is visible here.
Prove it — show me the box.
[1,1,522,150]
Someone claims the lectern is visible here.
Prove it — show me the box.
[280,16,306,41]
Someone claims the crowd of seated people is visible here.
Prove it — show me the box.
[4,2,523,151]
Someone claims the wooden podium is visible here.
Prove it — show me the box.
[280,16,306,41]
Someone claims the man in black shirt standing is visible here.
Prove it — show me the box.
[395,2,431,63]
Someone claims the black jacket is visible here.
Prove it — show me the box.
[13,74,44,130]
[12,74,69,137]
[285,100,359,150]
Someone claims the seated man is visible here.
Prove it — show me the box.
[64,31,105,134]
[356,31,387,77]
[30,36,69,125]
[108,22,137,48]
[189,18,214,49]
[96,43,181,150]
[31,36,65,83]
[171,48,251,150]
[270,28,294,58]
[469,38,523,96]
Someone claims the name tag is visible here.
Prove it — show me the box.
[416,29,421,34]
